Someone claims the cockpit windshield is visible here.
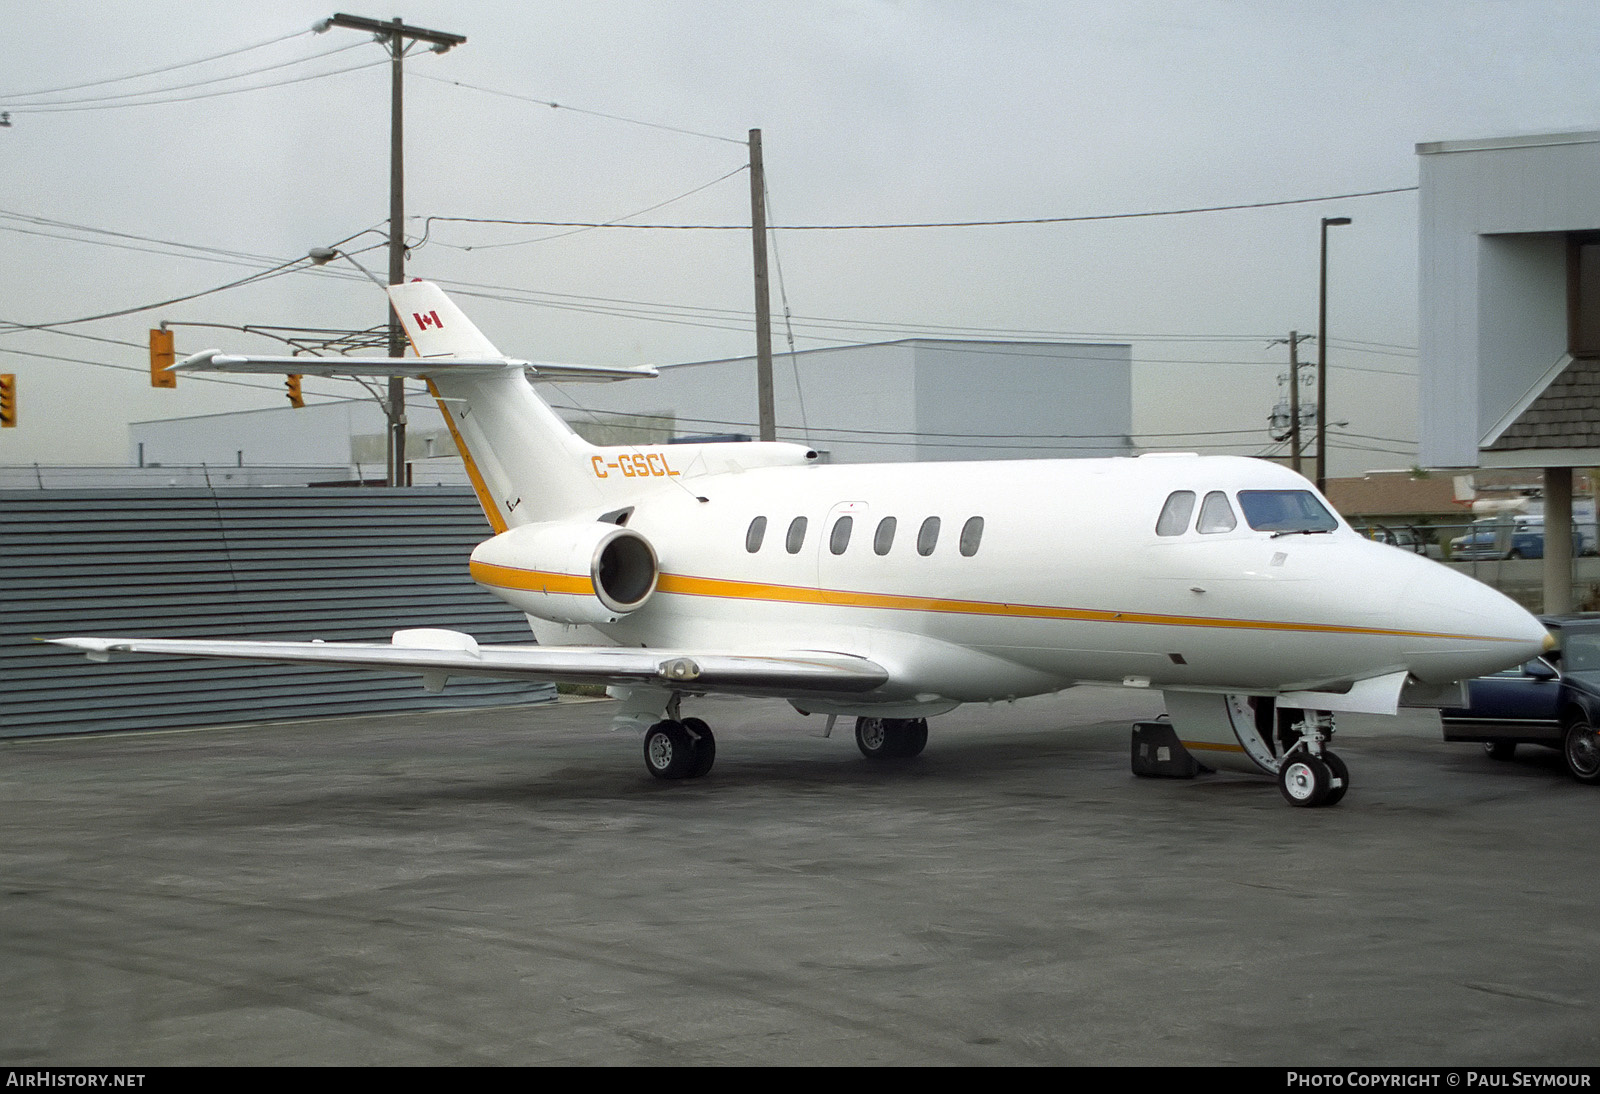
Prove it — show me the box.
[1236,490,1339,534]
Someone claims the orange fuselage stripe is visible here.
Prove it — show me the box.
[468,562,1516,643]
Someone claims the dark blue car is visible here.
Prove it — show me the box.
[1440,616,1600,783]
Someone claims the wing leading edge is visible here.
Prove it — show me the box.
[49,632,889,698]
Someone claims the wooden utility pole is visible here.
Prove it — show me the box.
[1287,331,1303,474]
[749,128,775,442]
[322,13,466,485]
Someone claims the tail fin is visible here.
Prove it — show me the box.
[175,281,653,530]
[391,281,504,358]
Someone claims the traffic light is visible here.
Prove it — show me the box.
[148,328,176,388]
[0,373,14,428]
[285,374,304,409]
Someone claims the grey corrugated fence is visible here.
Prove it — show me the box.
[2,487,554,737]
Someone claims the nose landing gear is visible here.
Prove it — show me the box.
[1276,712,1348,807]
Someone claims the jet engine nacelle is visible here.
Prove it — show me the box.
[469,520,658,625]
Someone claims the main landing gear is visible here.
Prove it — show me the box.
[855,717,928,760]
[642,716,716,780]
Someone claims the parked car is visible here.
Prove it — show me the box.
[1448,515,1580,561]
[1362,523,1429,554]
[1440,615,1600,783]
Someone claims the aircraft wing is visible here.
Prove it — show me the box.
[49,631,888,697]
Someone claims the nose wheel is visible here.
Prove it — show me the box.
[1277,747,1348,807]
[1276,711,1348,807]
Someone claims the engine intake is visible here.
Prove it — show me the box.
[469,520,659,625]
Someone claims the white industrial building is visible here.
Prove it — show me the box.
[1417,128,1600,610]
[553,338,1133,463]
[128,337,1133,477]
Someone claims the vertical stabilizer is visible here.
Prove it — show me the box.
[388,282,608,529]
[390,281,504,358]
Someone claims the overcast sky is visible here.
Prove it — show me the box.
[2,1,1597,474]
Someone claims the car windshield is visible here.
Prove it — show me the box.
[1236,490,1339,533]
[1561,630,1600,676]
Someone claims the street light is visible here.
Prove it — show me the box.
[308,246,387,289]
[316,13,466,487]
[1316,216,1352,492]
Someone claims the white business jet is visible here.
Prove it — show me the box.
[56,282,1549,807]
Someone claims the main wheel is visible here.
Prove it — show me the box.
[683,716,716,779]
[1278,751,1332,807]
[1321,750,1350,806]
[901,719,929,758]
[1484,740,1517,761]
[1562,720,1600,784]
[643,719,695,780]
[856,717,893,759]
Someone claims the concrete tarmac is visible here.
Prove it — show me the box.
[2,688,1597,1066]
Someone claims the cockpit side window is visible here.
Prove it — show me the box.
[1156,491,1197,536]
[1197,491,1237,534]
[1236,490,1339,533]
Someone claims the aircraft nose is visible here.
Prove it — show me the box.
[1395,559,1549,682]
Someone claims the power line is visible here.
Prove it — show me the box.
[0,26,312,100]
[0,345,326,396]
[13,57,389,114]
[411,71,746,145]
[0,259,307,333]
[7,41,368,110]
[419,163,750,252]
[0,205,1419,360]
[426,186,1417,232]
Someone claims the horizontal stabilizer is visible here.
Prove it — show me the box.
[173,350,657,383]
[50,635,888,697]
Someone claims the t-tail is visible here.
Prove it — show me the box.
[175,281,659,530]
[390,281,621,531]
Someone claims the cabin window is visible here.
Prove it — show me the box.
[1156,491,1196,536]
[745,515,767,553]
[786,516,808,554]
[1196,491,1237,534]
[917,516,941,556]
[1236,490,1338,533]
[830,515,853,555]
[874,516,897,556]
[960,516,984,557]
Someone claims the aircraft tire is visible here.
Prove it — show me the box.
[1278,751,1331,807]
[683,717,716,778]
[864,716,902,761]
[643,719,695,780]
[900,719,929,758]
[1321,750,1350,806]
[1562,720,1600,784]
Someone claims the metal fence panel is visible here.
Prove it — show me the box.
[1,488,555,736]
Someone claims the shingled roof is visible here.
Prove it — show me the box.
[1489,357,1600,451]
